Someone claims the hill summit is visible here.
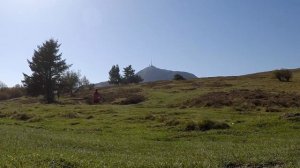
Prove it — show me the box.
[136,65,197,82]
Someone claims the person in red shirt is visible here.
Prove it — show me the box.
[93,89,101,104]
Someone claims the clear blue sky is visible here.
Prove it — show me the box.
[0,0,299,86]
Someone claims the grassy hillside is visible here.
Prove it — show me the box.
[0,70,299,167]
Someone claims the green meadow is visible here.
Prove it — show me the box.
[0,70,299,167]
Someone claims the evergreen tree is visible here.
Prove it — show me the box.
[122,65,143,84]
[108,65,121,85]
[23,39,70,103]
[122,65,135,84]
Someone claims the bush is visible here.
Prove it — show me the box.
[0,86,25,101]
[11,113,32,121]
[173,74,186,80]
[197,120,216,131]
[274,69,293,82]
[184,120,230,131]
[184,121,198,131]
[113,94,145,105]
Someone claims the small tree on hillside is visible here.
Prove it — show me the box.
[23,39,70,103]
[59,70,81,95]
[274,69,293,82]
[0,81,7,89]
[122,65,143,84]
[173,74,186,80]
[80,76,90,87]
[109,65,122,85]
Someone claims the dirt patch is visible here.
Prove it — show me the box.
[186,89,300,108]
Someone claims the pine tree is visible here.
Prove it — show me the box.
[122,65,143,84]
[22,39,70,103]
[108,65,121,85]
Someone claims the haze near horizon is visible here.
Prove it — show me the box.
[0,0,299,86]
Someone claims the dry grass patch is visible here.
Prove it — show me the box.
[186,89,300,108]
[112,94,145,105]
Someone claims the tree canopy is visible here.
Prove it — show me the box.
[274,69,293,82]
[122,65,143,84]
[23,39,70,103]
[108,65,143,85]
[108,65,122,85]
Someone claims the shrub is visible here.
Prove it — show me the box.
[184,120,230,131]
[173,74,186,80]
[197,120,216,131]
[184,121,198,131]
[0,86,25,101]
[11,113,32,121]
[113,94,145,105]
[0,91,9,100]
[198,120,230,131]
[274,69,293,82]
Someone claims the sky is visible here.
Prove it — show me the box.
[0,0,299,86]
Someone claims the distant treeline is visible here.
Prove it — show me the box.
[0,84,25,101]
[108,65,143,85]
